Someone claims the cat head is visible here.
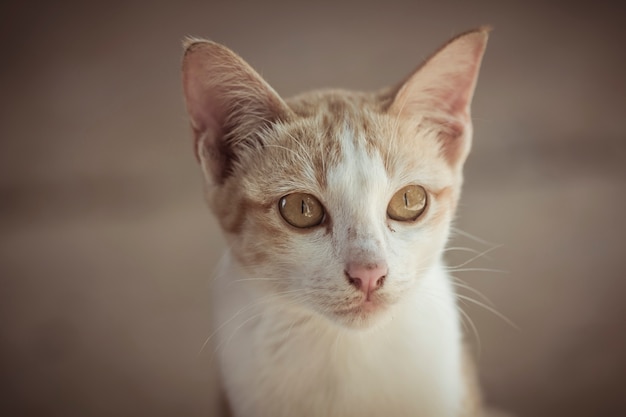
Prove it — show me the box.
[182,28,489,329]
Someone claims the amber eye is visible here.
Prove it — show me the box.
[279,193,325,228]
[387,185,427,222]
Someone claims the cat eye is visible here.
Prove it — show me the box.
[279,193,325,228]
[387,185,427,222]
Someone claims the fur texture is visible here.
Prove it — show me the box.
[182,27,490,417]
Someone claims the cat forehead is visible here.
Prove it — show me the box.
[239,103,452,203]
[284,92,451,182]
[286,90,389,154]
[323,121,452,194]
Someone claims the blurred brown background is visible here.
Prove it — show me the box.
[1,1,625,416]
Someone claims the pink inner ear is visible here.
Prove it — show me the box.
[187,91,226,166]
[434,70,480,122]
[182,45,229,162]
[435,118,467,164]
[392,30,488,121]
[187,84,224,139]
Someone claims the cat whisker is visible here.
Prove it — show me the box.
[443,246,487,256]
[457,305,482,355]
[451,277,493,306]
[456,294,519,331]
[450,227,495,246]
[199,288,312,356]
[216,292,317,357]
[210,247,234,286]
[229,277,282,284]
[445,244,503,270]
[445,267,508,275]
[410,246,485,274]
[212,297,309,361]
[214,310,266,356]
[419,284,484,351]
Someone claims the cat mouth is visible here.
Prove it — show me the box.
[333,298,386,318]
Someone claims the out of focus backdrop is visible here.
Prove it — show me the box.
[1,1,625,416]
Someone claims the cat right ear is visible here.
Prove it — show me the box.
[182,39,291,184]
[386,27,490,168]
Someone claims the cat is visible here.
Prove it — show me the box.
[182,27,490,417]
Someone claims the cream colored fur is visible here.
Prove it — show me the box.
[182,27,490,417]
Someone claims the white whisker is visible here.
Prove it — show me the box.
[446,267,508,274]
[443,246,487,257]
[198,288,311,356]
[456,294,519,331]
[445,245,503,270]
[451,227,495,246]
[457,305,481,355]
[230,277,282,284]
[451,278,493,306]
[216,292,317,357]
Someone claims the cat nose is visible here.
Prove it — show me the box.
[345,262,388,300]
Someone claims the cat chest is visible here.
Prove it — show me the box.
[221,312,463,417]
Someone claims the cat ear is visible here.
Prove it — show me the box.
[182,39,291,184]
[387,27,490,167]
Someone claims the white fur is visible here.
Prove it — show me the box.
[213,255,463,417]
[210,128,465,417]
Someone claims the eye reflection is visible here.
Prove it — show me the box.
[279,193,325,228]
[387,185,427,221]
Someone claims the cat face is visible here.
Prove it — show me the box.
[182,29,489,329]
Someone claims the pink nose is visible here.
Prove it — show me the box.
[345,262,388,300]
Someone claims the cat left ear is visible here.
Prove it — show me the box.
[182,38,292,184]
[387,27,490,167]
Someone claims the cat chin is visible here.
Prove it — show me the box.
[325,300,396,331]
